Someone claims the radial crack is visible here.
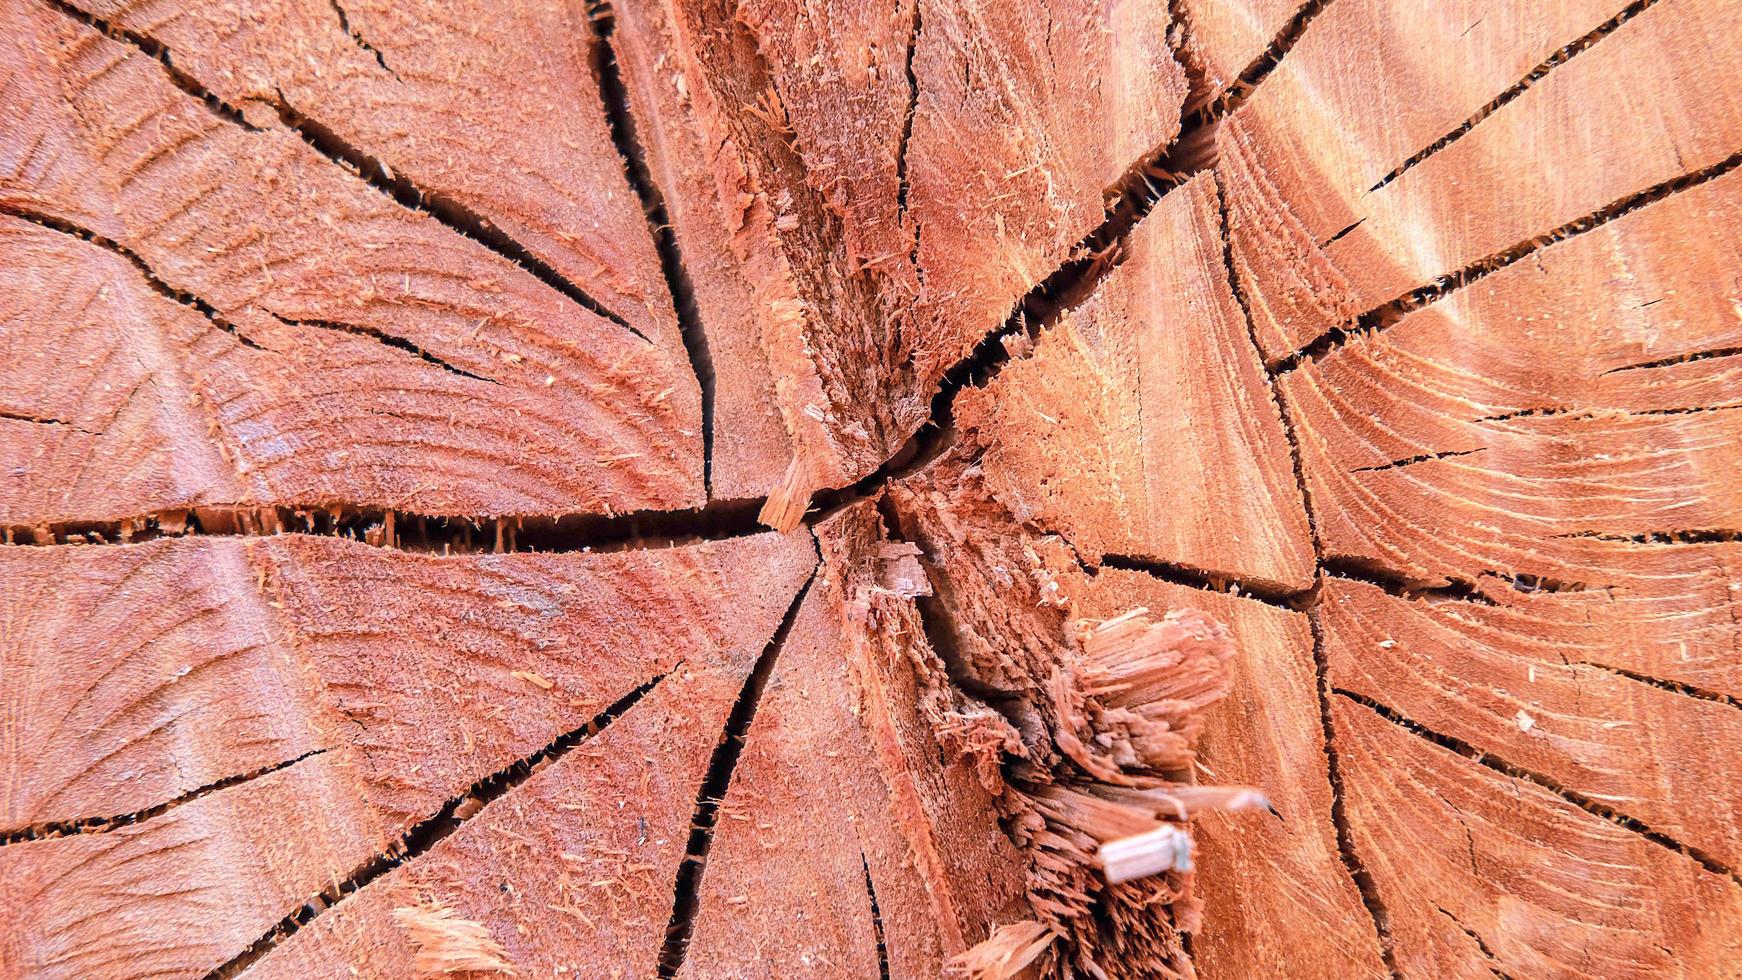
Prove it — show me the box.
[207,672,671,978]
[589,2,716,492]
[1333,688,1742,883]
[0,749,327,846]
[1368,0,1659,193]
[1273,147,1742,373]
[657,566,817,977]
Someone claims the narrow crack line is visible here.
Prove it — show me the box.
[0,410,97,435]
[0,204,267,351]
[589,2,716,494]
[1600,344,1742,374]
[894,0,922,228]
[326,0,397,79]
[1273,147,1742,374]
[207,672,670,979]
[43,0,259,130]
[1,497,772,553]
[1097,554,1313,610]
[1368,0,1658,193]
[1320,557,1499,605]
[1309,609,1404,978]
[1319,216,1364,248]
[0,748,327,847]
[1213,171,1328,558]
[1221,159,1391,969]
[52,0,646,341]
[1434,905,1515,980]
[264,311,497,384]
[1552,527,1742,545]
[862,852,892,980]
[270,100,648,343]
[1333,688,1742,883]
[658,565,818,978]
[1350,447,1485,473]
[1196,0,1334,124]
[1475,402,1742,422]
[1567,662,1742,711]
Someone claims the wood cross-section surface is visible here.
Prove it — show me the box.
[3,0,1740,977]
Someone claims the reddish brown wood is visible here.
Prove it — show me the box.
[1333,698,1742,977]
[4,0,1741,976]
[955,173,1314,591]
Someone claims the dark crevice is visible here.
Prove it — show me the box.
[895,0,922,226]
[1600,344,1742,374]
[0,749,326,846]
[0,204,267,351]
[1,497,772,553]
[1553,527,1742,546]
[1195,0,1334,124]
[51,0,644,342]
[1334,689,1742,883]
[264,311,497,383]
[207,673,669,978]
[270,99,648,343]
[1350,447,1485,473]
[1435,905,1515,980]
[878,494,1030,712]
[326,0,397,78]
[1320,216,1364,248]
[44,0,259,130]
[862,853,892,980]
[1368,0,1658,193]
[1568,662,1742,711]
[1214,155,1398,974]
[589,3,716,494]
[1098,554,1313,611]
[1274,147,1742,374]
[657,566,817,977]
[1321,557,1499,605]
[1309,609,1404,978]
[0,410,96,435]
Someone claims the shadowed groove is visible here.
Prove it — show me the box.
[1334,688,1742,884]
[658,565,818,976]
[207,672,671,978]
[589,1,717,492]
[0,749,327,846]
[46,0,648,343]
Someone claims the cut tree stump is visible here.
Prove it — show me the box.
[2,0,1739,978]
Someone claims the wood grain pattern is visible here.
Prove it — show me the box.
[677,502,1027,979]
[1220,0,1742,360]
[957,172,1314,590]
[1333,697,1742,978]
[0,532,815,976]
[1323,576,1742,868]
[1280,169,1742,594]
[1,2,699,521]
[240,654,756,980]
[0,754,387,980]
[67,0,682,350]
[613,0,1187,507]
